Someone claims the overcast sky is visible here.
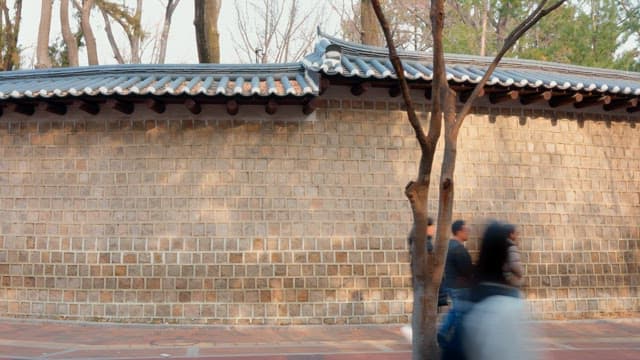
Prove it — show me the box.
[17,0,345,68]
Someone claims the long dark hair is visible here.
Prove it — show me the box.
[475,221,511,283]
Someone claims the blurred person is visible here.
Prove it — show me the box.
[503,223,524,287]
[426,217,435,253]
[461,222,534,360]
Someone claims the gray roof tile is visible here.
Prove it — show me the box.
[0,63,318,99]
[303,33,640,98]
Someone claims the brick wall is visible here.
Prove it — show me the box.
[0,94,638,324]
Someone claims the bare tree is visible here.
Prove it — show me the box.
[371,0,567,358]
[194,0,221,63]
[156,0,181,64]
[97,0,145,64]
[36,0,53,68]
[60,0,79,66]
[232,0,324,63]
[100,6,125,64]
[332,0,431,51]
[77,0,99,65]
[0,0,23,70]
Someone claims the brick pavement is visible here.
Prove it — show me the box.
[0,318,638,359]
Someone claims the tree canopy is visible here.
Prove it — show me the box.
[340,0,640,71]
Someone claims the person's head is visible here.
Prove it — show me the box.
[504,223,518,242]
[451,219,469,242]
[427,217,435,237]
[476,221,512,283]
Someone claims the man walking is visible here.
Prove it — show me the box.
[443,219,473,299]
[438,219,474,355]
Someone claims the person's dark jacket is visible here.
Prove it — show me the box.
[443,239,473,289]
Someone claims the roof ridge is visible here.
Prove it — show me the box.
[0,63,307,80]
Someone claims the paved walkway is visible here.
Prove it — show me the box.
[0,318,638,359]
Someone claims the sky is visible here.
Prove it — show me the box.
[17,0,346,68]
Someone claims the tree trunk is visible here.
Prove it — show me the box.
[370,0,567,358]
[1,0,22,70]
[480,0,489,56]
[360,0,382,46]
[157,0,180,64]
[36,0,53,68]
[194,0,221,63]
[100,9,124,64]
[80,0,98,65]
[60,0,79,67]
[130,0,143,63]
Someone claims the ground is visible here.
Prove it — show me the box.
[0,318,638,359]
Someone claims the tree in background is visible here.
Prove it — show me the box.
[77,0,99,65]
[360,0,382,46]
[194,0,221,63]
[60,0,80,67]
[0,0,22,70]
[97,0,145,64]
[231,0,325,63]
[336,0,640,70]
[155,0,181,64]
[36,0,53,68]
[371,0,566,358]
[334,0,432,51]
[617,0,640,71]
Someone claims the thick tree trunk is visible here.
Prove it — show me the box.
[360,0,382,46]
[80,0,99,65]
[158,0,180,64]
[130,0,143,63]
[480,0,489,56]
[1,0,22,70]
[36,0,53,68]
[194,0,221,63]
[60,0,79,67]
[405,182,430,359]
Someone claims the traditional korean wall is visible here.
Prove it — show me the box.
[0,93,638,324]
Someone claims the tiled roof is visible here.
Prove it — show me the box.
[1,33,640,117]
[303,33,640,97]
[0,63,318,99]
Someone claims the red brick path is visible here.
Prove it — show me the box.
[0,318,638,359]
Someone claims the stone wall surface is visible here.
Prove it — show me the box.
[0,97,638,324]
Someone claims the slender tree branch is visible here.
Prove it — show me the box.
[100,8,125,64]
[370,0,433,182]
[454,0,567,131]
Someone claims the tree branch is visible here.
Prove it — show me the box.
[454,0,567,132]
[100,8,124,63]
[371,0,435,183]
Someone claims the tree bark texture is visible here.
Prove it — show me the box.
[480,0,489,56]
[130,0,143,63]
[194,0,221,63]
[80,0,99,65]
[360,0,382,46]
[60,0,79,67]
[36,0,53,68]
[158,0,180,64]
[1,0,22,70]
